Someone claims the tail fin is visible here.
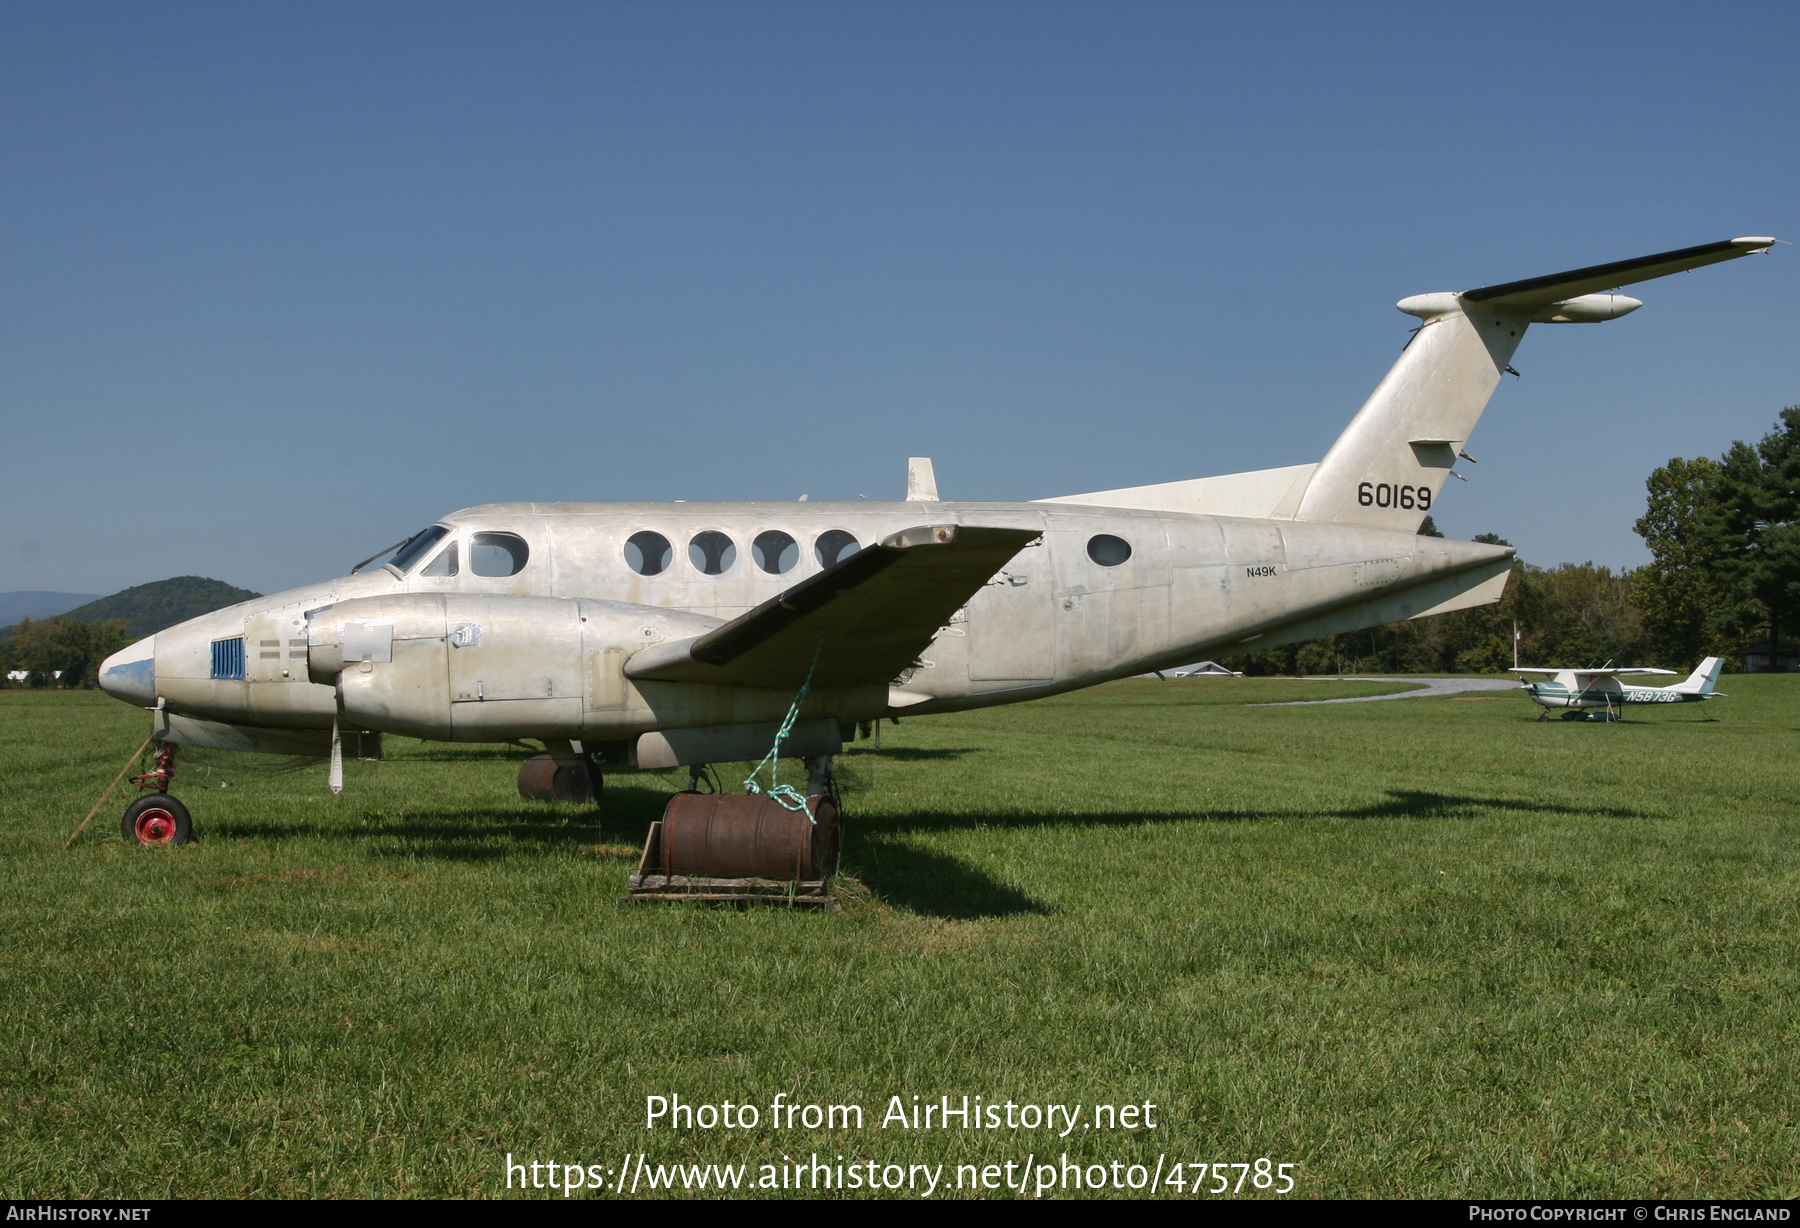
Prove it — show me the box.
[1675,656,1725,695]
[1293,238,1777,531]
[1038,239,1775,524]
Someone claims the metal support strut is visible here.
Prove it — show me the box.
[131,742,178,793]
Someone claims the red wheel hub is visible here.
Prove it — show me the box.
[134,807,179,846]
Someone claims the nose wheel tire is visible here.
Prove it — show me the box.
[122,795,192,847]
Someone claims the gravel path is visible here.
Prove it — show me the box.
[1254,677,1522,706]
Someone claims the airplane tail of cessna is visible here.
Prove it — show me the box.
[1045,238,1779,529]
[1673,656,1727,696]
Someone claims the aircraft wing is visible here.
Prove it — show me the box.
[1514,666,1680,677]
[624,524,1041,690]
[1460,237,1777,312]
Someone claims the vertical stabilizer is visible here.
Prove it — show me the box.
[1675,656,1725,695]
[1293,238,1776,532]
[1037,239,1773,523]
[1295,299,1524,530]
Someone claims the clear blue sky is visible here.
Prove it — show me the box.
[4,2,1796,597]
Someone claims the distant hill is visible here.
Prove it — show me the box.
[48,577,263,638]
[0,591,101,627]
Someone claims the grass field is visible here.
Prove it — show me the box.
[2,676,1797,1199]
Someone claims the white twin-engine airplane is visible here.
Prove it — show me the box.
[97,238,1776,846]
[1514,657,1727,721]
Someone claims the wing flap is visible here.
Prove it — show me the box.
[625,524,1041,689]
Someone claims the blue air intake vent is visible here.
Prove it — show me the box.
[210,637,246,680]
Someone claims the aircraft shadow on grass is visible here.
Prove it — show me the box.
[219,786,673,855]
[845,746,980,761]
[870,789,1651,837]
[840,839,1049,920]
[213,784,1049,918]
[210,788,1646,921]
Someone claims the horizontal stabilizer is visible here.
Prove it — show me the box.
[626,524,1040,690]
[1460,237,1777,312]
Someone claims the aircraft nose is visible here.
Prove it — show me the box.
[98,636,157,706]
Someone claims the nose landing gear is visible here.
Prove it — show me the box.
[121,794,192,846]
[123,742,192,846]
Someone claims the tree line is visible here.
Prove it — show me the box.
[1,617,135,689]
[0,576,262,689]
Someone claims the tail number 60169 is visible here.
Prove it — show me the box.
[1358,482,1430,510]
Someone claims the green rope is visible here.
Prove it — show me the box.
[743,637,827,819]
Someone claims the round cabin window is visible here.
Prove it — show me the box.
[470,532,530,577]
[624,531,673,576]
[689,530,737,575]
[815,530,860,569]
[1087,534,1132,566]
[753,530,799,574]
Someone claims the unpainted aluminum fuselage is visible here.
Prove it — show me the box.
[103,498,1513,744]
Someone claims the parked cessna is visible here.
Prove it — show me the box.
[1514,657,1727,720]
[97,238,1776,845]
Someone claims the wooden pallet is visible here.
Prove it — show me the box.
[625,822,839,909]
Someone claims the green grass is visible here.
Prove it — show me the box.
[2,677,1796,1199]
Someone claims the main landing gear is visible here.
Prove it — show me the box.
[517,752,604,803]
[123,742,192,847]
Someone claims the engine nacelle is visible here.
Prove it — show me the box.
[310,594,612,739]
[308,593,459,736]
[307,592,890,747]
[305,593,754,740]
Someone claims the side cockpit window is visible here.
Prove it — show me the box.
[421,542,459,577]
[389,526,449,574]
[470,532,530,577]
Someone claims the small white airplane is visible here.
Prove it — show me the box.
[1513,657,1726,720]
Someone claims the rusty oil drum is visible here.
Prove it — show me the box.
[659,792,839,880]
[517,754,598,803]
